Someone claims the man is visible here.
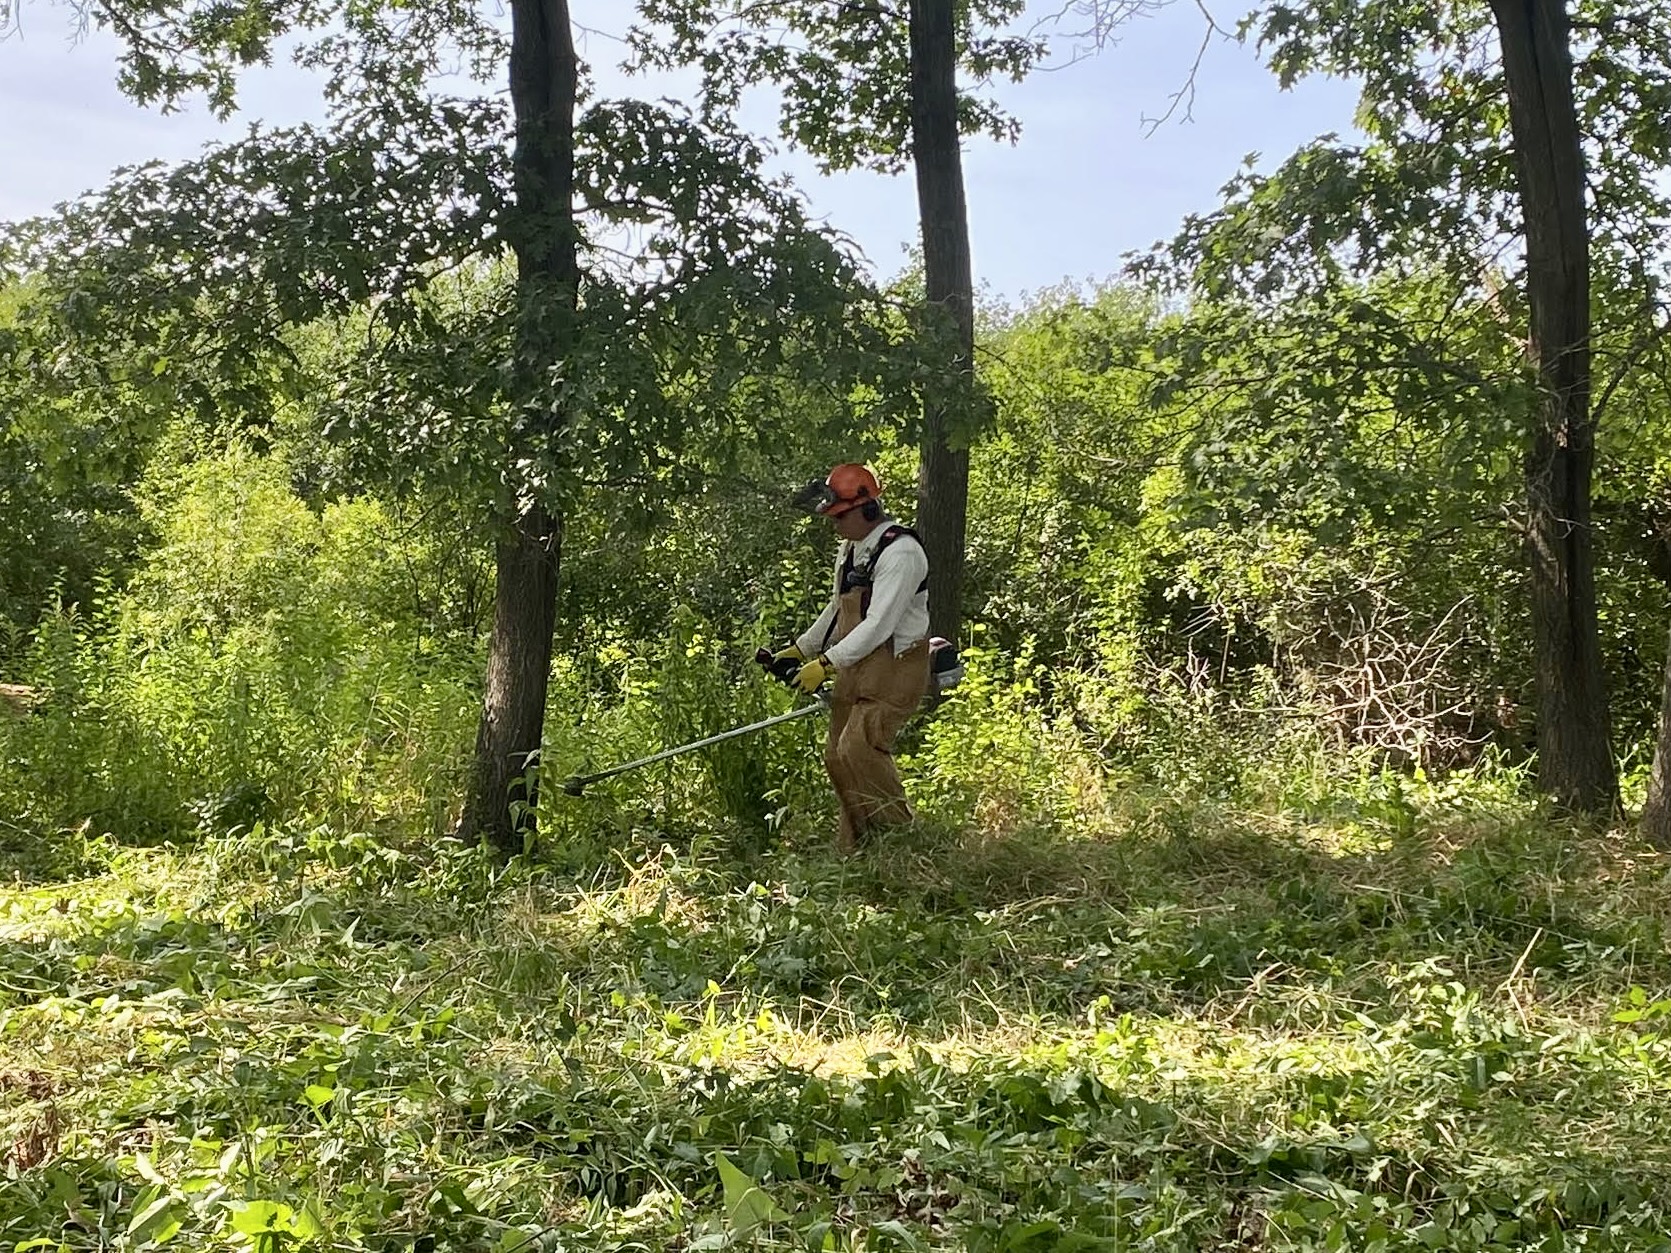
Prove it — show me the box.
[776,463,931,852]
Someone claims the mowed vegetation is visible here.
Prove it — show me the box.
[1,445,1669,1249]
[8,774,1671,1251]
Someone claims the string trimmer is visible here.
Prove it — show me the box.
[559,640,963,797]
[559,650,825,796]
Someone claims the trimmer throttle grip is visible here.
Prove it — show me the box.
[755,647,802,685]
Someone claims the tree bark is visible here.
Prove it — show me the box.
[908,0,976,644]
[461,506,563,850]
[459,0,579,854]
[1645,631,1671,846]
[1489,0,1616,811]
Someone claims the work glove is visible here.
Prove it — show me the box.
[757,645,803,684]
[793,654,832,695]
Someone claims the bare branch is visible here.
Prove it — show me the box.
[1031,0,1161,52]
[1593,301,1671,429]
[1139,0,1232,132]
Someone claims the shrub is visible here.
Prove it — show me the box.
[0,447,478,842]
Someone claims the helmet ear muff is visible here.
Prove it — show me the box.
[860,497,881,522]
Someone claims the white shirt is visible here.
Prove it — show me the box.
[796,522,931,669]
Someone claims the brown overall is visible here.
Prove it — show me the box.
[824,585,930,852]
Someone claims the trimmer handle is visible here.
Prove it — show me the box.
[755,646,803,685]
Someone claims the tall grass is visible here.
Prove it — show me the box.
[0,448,479,851]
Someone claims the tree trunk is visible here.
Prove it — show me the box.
[1489,0,1616,811]
[461,507,563,850]
[459,0,579,854]
[1645,631,1671,846]
[908,0,976,644]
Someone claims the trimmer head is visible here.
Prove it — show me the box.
[561,776,587,797]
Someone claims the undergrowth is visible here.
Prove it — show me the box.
[7,781,1671,1251]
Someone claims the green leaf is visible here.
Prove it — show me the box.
[128,1181,185,1246]
[229,1199,294,1235]
[302,1083,336,1109]
[716,1152,788,1232]
[295,1197,326,1238]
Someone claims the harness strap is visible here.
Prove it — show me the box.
[842,526,929,614]
[822,525,928,653]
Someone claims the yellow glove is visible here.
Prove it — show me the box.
[794,654,832,695]
[772,645,804,665]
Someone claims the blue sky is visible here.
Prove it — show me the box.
[0,1,1360,300]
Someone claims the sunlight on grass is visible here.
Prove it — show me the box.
[7,789,1671,1249]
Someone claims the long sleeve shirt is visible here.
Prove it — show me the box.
[795,524,930,669]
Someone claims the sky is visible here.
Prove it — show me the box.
[0,1,1362,301]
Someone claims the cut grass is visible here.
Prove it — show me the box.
[5,790,1671,1251]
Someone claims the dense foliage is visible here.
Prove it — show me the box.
[9,275,1667,849]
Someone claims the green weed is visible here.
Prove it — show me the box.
[7,783,1671,1251]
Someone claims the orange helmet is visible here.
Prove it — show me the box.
[815,463,881,517]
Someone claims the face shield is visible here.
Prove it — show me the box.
[792,484,862,517]
[792,479,842,515]
[793,464,878,517]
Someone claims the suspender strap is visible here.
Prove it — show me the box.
[842,526,929,610]
[823,526,928,652]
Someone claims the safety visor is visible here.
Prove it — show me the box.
[792,479,863,516]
